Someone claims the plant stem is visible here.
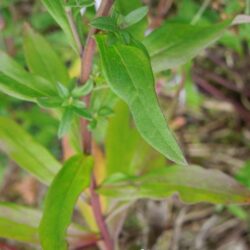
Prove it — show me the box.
[79,0,114,249]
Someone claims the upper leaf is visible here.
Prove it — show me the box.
[90,16,118,32]
[0,117,61,184]
[41,0,78,52]
[143,20,231,72]
[99,165,250,204]
[123,6,148,28]
[23,26,70,85]
[39,155,93,250]
[0,51,56,101]
[96,35,186,165]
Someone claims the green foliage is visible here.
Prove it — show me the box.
[23,26,70,85]
[41,0,79,52]
[106,101,140,175]
[99,165,250,204]
[0,51,56,101]
[0,202,40,244]
[122,6,148,28]
[1,1,250,249]
[0,117,61,184]
[96,35,186,165]
[143,20,231,72]
[39,155,93,250]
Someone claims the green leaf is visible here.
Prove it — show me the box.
[0,202,40,244]
[123,6,148,28]
[143,20,232,72]
[56,82,70,99]
[90,16,118,32]
[0,117,61,184]
[96,35,186,165]
[23,26,70,85]
[106,101,139,175]
[58,108,74,138]
[99,165,250,204]
[115,0,147,40]
[37,97,63,108]
[39,155,93,250]
[41,0,78,52]
[73,106,92,120]
[0,51,56,101]
[72,79,94,98]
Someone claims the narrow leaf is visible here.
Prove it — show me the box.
[142,18,250,72]
[39,155,93,250]
[96,35,186,165]
[0,117,61,184]
[41,0,78,52]
[72,80,94,98]
[99,165,250,204]
[58,108,74,138]
[23,26,70,85]
[37,97,63,108]
[123,6,148,28]
[0,202,40,244]
[0,51,56,101]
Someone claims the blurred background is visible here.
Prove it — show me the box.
[1,0,250,249]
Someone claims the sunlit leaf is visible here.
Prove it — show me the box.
[39,155,93,250]
[96,35,186,165]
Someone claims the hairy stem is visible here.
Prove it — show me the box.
[80,0,114,249]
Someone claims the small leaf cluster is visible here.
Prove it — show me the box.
[90,6,148,45]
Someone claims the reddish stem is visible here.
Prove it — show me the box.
[79,1,114,249]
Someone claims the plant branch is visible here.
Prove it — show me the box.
[79,0,114,249]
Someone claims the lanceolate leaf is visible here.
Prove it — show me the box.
[23,26,70,85]
[115,0,147,40]
[39,155,93,250]
[0,51,56,101]
[96,35,186,165]
[123,6,148,28]
[143,20,231,73]
[99,165,250,204]
[0,202,40,244]
[41,0,78,52]
[0,117,61,184]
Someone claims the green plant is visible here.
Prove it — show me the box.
[1,0,250,249]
